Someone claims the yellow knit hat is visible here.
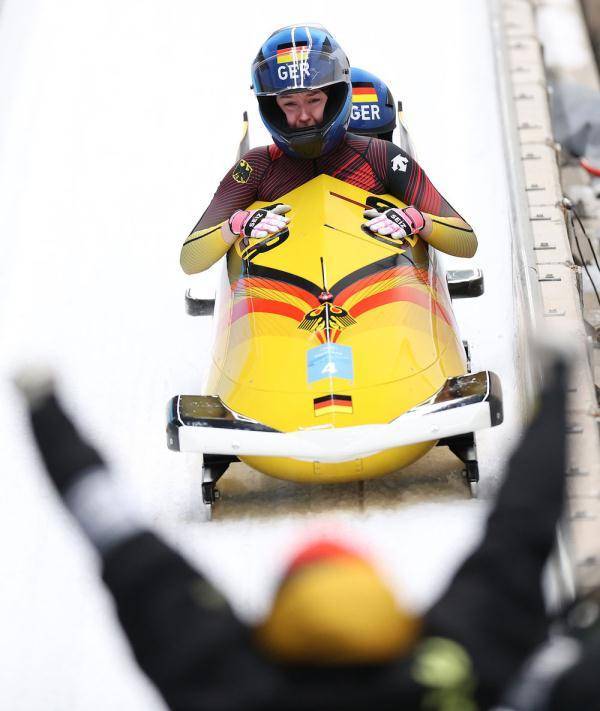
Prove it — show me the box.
[255,539,421,665]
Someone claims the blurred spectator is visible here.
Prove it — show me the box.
[16,358,598,711]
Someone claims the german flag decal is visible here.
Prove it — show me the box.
[276,41,309,64]
[313,393,353,416]
[352,82,378,103]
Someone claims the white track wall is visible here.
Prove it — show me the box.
[493,0,600,593]
[0,1,560,708]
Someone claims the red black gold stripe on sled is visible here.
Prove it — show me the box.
[313,393,353,416]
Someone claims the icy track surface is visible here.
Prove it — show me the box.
[0,1,522,708]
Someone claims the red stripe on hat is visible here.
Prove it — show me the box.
[287,540,364,575]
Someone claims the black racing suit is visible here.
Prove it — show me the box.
[24,359,582,711]
[180,134,477,275]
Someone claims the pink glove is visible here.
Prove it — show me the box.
[228,203,291,239]
[363,205,425,240]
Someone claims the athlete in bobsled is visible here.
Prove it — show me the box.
[171,24,500,512]
[348,66,399,143]
[180,24,476,274]
[347,66,417,160]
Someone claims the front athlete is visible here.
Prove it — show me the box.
[181,24,477,274]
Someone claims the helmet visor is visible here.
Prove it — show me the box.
[252,47,349,96]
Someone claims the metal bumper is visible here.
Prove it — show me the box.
[166,370,502,463]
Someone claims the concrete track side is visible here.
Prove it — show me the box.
[493,0,600,592]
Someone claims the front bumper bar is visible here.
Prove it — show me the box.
[166,371,502,463]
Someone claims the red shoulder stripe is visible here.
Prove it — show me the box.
[268,144,284,160]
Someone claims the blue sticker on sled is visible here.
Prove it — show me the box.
[307,344,354,383]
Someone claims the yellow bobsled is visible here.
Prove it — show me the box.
[167,175,502,506]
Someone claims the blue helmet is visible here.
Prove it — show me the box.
[251,25,351,160]
[349,67,396,142]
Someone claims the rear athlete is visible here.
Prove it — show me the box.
[181,24,477,275]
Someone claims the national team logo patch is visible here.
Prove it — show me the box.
[313,393,353,416]
[351,82,378,103]
[276,41,309,64]
[232,159,253,184]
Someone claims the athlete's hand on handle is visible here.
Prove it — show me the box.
[363,206,425,240]
[228,203,291,239]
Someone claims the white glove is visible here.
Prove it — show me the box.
[229,203,291,239]
[364,205,425,240]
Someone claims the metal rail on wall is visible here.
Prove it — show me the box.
[490,0,600,597]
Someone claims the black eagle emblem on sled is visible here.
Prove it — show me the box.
[298,303,357,332]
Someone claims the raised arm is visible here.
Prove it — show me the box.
[424,357,568,708]
[15,372,266,709]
